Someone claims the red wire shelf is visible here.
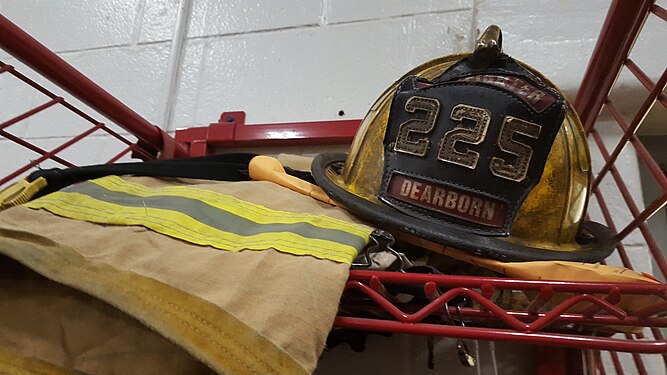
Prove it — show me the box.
[336,271,667,354]
[1,0,666,373]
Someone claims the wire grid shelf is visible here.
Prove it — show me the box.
[572,1,667,373]
[0,60,158,185]
[1,1,666,374]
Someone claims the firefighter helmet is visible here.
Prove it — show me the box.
[312,26,615,262]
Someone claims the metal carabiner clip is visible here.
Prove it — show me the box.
[352,229,408,272]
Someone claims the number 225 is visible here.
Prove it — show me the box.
[393,96,542,182]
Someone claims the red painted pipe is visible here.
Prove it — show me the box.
[334,317,667,353]
[348,270,667,295]
[574,0,654,131]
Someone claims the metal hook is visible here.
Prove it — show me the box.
[442,300,476,368]
[455,305,466,327]
[454,304,476,368]
[444,301,454,324]
[443,297,468,325]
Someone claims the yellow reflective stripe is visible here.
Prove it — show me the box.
[91,176,371,240]
[24,179,370,264]
[26,193,359,264]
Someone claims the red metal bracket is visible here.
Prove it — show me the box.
[175,111,360,157]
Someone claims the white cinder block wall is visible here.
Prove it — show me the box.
[0,1,664,374]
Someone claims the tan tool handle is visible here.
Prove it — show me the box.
[249,155,336,206]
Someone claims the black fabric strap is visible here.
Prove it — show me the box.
[27,153,261,198]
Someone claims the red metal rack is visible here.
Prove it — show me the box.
[0,1,665,373]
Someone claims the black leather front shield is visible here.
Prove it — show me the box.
[380,69,565,235]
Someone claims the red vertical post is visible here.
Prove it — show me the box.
[574,0,654,131]
[537,347,592,375]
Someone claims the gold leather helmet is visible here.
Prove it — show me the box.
[312,26,615,262]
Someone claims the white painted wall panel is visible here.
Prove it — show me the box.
[326,0,472,24]
[138,0,181,43]
[476,0,611,96]
[409,12,472,66]
[0,0,141,52]
[57,44,172,128]
[173,10,472,130]
[187,0,322,38]
[628,13,666,81]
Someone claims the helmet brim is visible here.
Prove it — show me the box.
[312,151,616,262]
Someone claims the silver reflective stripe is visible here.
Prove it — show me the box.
[63,180,369,251]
